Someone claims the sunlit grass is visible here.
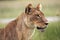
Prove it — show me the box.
[0,6,60,18]
[0,23,6,28]
[42,6,60,16]
[0,7,23,18]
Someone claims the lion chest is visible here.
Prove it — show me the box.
[22,28,36,40]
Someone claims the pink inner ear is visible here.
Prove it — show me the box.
[36,4,42,11]
[36,4,40,9]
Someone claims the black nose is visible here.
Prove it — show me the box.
[45,23,48,25]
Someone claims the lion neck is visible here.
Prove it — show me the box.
[16,13,36,40]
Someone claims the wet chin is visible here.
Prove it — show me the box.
[39,29,45,32]
[37,27,45,32]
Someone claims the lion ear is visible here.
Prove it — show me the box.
[25,4,33,14]
[36,3,42,11]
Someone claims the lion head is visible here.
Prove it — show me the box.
[24,4,48,32]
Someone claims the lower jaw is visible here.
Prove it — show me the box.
[39,29,45,32]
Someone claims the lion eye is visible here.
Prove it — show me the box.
[36,14,40,19]
[36,14,39,17]
[36,14,42,19]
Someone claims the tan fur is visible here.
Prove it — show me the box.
[0,4,48,40]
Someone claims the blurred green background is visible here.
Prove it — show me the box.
[0,0,60,18]
[0,0,60,40]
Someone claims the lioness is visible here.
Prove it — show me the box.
[0,4,48,40]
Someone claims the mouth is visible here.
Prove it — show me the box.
[37,26,47,32]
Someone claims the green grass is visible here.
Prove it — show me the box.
[0,6,60,18]
[42,6,60,16]
[0,23,6,28]
[32,21,60,40]
[0,7,24,18]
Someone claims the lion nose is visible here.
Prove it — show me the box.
[45,23,48,25]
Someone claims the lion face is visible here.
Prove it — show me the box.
[25,4,48,32]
